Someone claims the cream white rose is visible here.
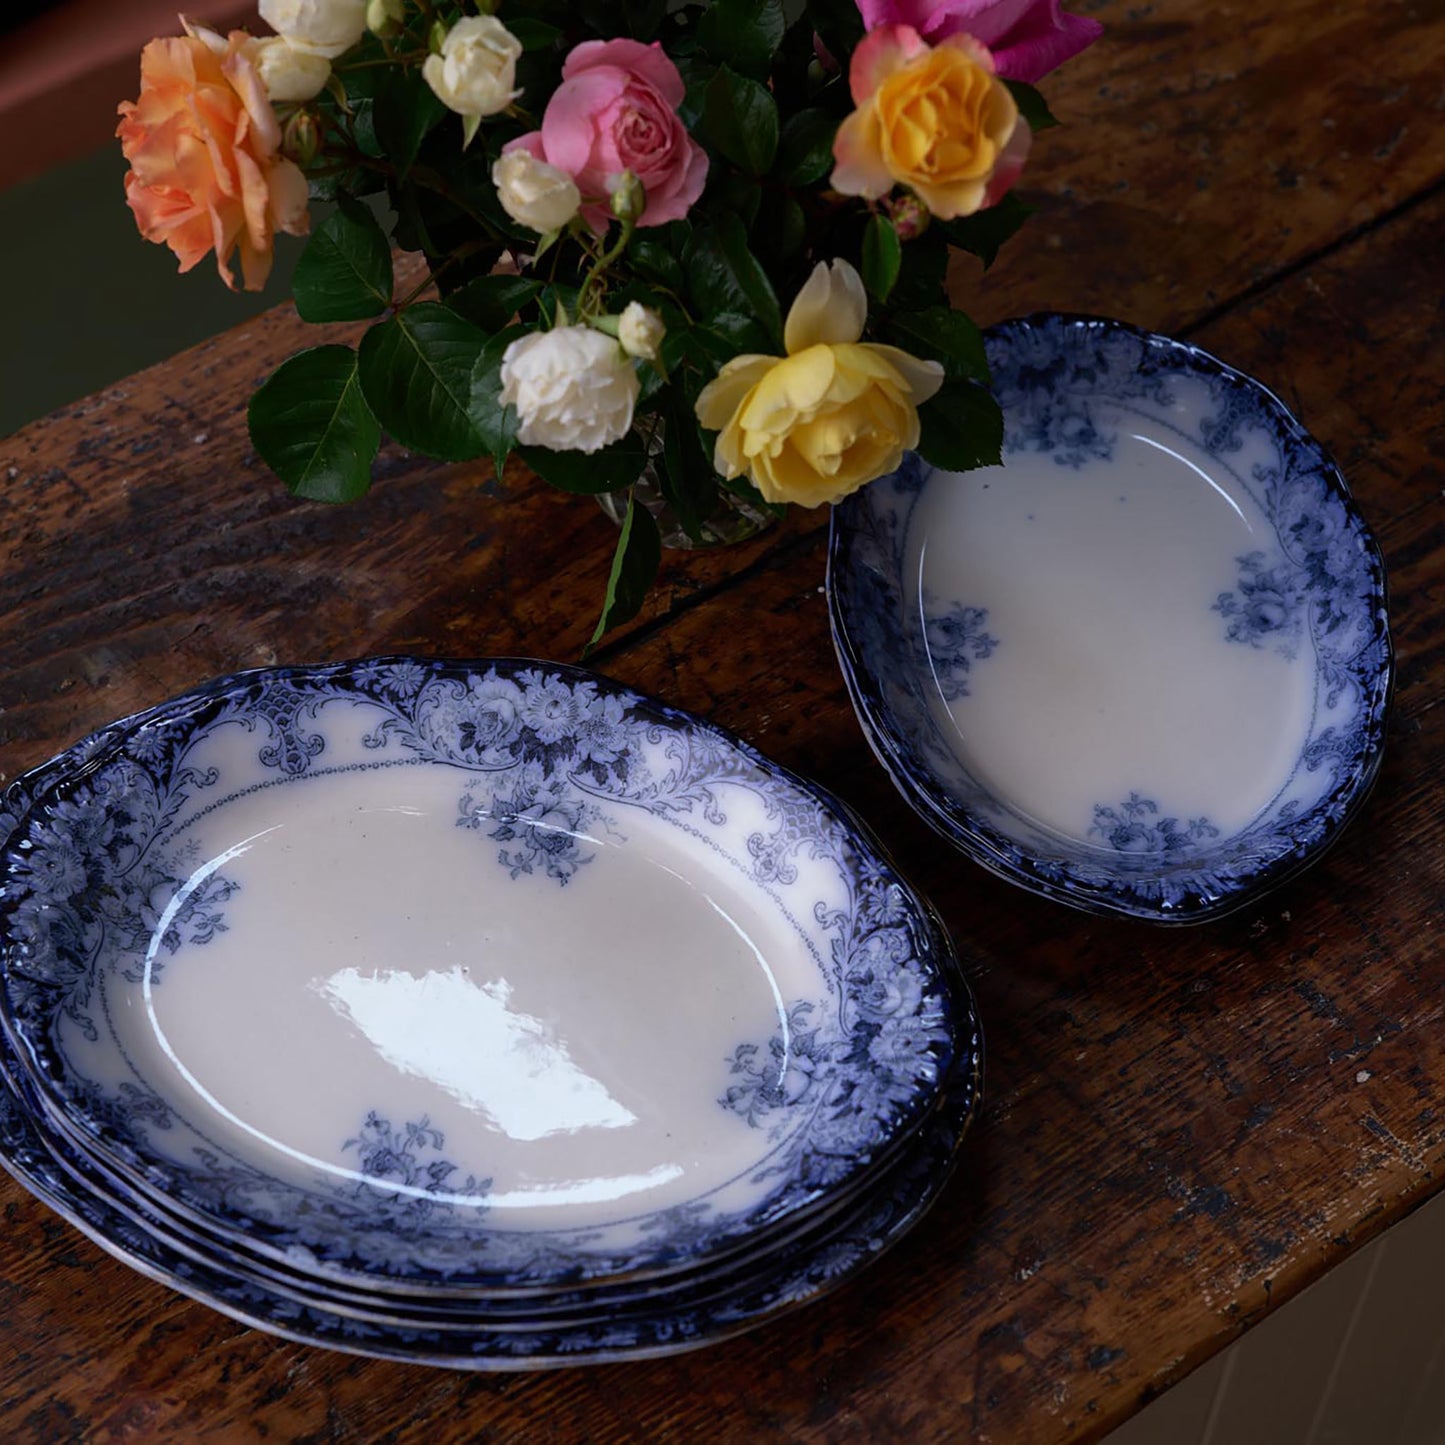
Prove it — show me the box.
[499,327,639,454]
[258,0,368,58]
[617,302,665,362]
[423,17,522,119]
[250,37,331,102]
[492,149,581,234]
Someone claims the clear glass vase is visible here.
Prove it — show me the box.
[596,420,777,550]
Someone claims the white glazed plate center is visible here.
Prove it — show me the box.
[910,410,1316,843]
[115,765,809,1229]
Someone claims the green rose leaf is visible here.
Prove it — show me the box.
[333,67,384,159]
[883,307,990,384]
[357,303,488,461]
[940,193,1035,268]
[775,108,839,186]
[468,325,527,474]
[1005,79,1059,131]
[292,195,394,323]
[862,214,902,302]
[623,0,668,38]
[700,66,779,176]
[686,214,784,351]
[630,234,687,291]
[698,0,786,80]
[540,283,582,327]
[304,163,384,205]
[719,171,764,228]
[579,0,666,40]
[585,491,662,653]
[519,434,649,494]
[674,54,716,129]
[248,345,380,503]
[887,229,949,309]
[806,0,864,58]
[374,66,448,176]
[507,17,563,50]
[917,379,1004,471]
[446,274,543,332]
[706,310,775,357]
[659,392,720,543]
[775,194,807,260]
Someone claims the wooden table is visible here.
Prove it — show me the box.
[2,1,1443,1438]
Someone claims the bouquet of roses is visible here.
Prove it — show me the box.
[119,0,1099,641]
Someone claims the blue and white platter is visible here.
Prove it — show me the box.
[828,314,1392,923]
[0,658,979,1340]
[0,1006,975,1366]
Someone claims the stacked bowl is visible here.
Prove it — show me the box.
[0,657,980,1367]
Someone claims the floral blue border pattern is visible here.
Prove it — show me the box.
[4,761,238,1035]
[343,1113,489,1212]
[0,989,978,1367]
[0,659,973,1289]
[1089,795,1221,856]
[1213,549,1308,658]
[828,314,1393,923]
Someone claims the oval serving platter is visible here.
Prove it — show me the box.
[0,658,974,1292]
[828,315,1392,923]
[0,1012,976,1369]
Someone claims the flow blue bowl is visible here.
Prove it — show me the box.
[828,315,1392,923]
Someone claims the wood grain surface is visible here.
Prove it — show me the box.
[1,1,1443,1439]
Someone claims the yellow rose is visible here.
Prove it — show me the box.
[831,25,1030,221]
[695,259,943,507]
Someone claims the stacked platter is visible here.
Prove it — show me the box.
[0,657,980,1367]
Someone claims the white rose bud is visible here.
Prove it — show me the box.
[617,302,665,362]
[251,37,332,103]
[258,0,368,58]
[366,0,405,37]
[499,327,639,454]
[422,16,522,119]
[492,150,581,234]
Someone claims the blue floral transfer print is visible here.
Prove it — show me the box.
[992,320,1174,469]
[1214,550,1306,657]
[343,1112,488,1216]
[459,766,603,885]
[4,760,236,1034]
[922,600,997,701]
[721,890,952,1195]
[1089,794,1220,855]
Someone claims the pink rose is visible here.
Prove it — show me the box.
[855,0,1101,83]
[507,39,707,231]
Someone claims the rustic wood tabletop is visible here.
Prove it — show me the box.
[2,0,1443,1438]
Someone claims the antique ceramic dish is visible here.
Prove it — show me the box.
[0,1010,975,1368]
[829,315,1392,922]
[0,659,973,1291]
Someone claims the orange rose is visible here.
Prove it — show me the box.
[831,25,1029,221]
[117,33,309,291]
